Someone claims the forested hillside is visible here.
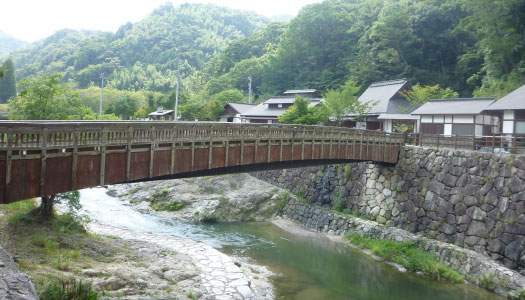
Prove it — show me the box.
[4,3,269,92]
[0,31,27,56]
[3,0,524,121]
[202,0,525,98]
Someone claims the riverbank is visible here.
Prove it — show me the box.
[279,196,525,299]
[110,173,523,299]
[108,174,282,223]
[0,198,274,300]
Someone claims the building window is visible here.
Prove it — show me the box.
[516,121,525,134]
[278,103,283,108]
[452,124,474,136]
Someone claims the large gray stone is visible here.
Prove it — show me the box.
[466,206,486,221]
[467,221,489,238]
[455,203,467,216]
[509,177,524,194]
[428,181,445,195]
[504,241,524,262]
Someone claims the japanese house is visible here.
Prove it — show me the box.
[351,79,418,132]
[220,102,256,123]
[411,98,498,136]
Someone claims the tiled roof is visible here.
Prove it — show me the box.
[411,98,494,115]
[485,84,525,110]
[358,79,410,114]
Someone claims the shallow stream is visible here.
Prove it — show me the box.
[79,187,503,300]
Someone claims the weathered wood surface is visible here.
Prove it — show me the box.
[0,121,405,204]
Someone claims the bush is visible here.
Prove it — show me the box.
[40,280,99,300]
[344,164,352,180]
[332,195,346,212]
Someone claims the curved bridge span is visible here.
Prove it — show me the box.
[0,121,404,204]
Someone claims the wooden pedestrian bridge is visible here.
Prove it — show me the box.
[0,121,404,204]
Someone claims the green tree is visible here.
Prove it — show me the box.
[324,80,374,126]
[8,73,95,120]
[400,84,459,109]
[8,73,95,218]
[279,96,328,125]
[207,89,244,120]
[105,95,139,120]
[0,59,17,103]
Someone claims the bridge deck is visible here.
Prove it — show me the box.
[0,121,404,204]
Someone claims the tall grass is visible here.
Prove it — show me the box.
[39,280,99,300]
[346,233,463,283]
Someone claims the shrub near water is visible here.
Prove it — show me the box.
[346,233,463,283]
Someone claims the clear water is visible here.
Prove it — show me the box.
[78,188,503,300]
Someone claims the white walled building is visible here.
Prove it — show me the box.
[483,84,525,135]
[411,98,498,136]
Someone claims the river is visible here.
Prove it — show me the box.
[78,187,503,300]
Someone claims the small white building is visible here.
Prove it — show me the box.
[411,98,498,136]
[483,84,525,136]
[220,102,256,123]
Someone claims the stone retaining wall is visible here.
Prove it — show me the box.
[279,197,525,299]
[252,146,525,274]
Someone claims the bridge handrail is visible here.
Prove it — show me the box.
[0,121,405,150]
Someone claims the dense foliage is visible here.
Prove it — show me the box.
[4,3,269,92]
[279,96,328,125]
[200,0,525,98]
[8,73,95,120]
[0,59,16,102]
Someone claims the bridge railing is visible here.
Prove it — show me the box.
[0,121,406,151]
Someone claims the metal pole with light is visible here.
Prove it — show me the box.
[174,61,182,121]
[99,73,105,118]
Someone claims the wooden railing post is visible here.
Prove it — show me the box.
[39,128,48,196]
[225,125,230,167]
[100,127,107,185]
[127,126,133,180]
[208,125,213,169]
[5,129,13,201]
[71,129,78,190]
[191,125,196,171]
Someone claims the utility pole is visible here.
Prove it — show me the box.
[99,73,105,118]
[247,76,252,104]
[174,61,182,121]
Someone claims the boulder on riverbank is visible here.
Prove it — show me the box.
[109,174,283,222]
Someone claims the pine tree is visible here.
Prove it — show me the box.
[0,59,16,103]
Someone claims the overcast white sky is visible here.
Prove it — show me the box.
[1,0,322,43]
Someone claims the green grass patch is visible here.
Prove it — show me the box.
[346,233,463,283]
[514,289,525,300]
[276,191,291,215]
[39,279,99,300]
[187,291,197,300]
[332,194,346,212]
[478,273,497,291]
